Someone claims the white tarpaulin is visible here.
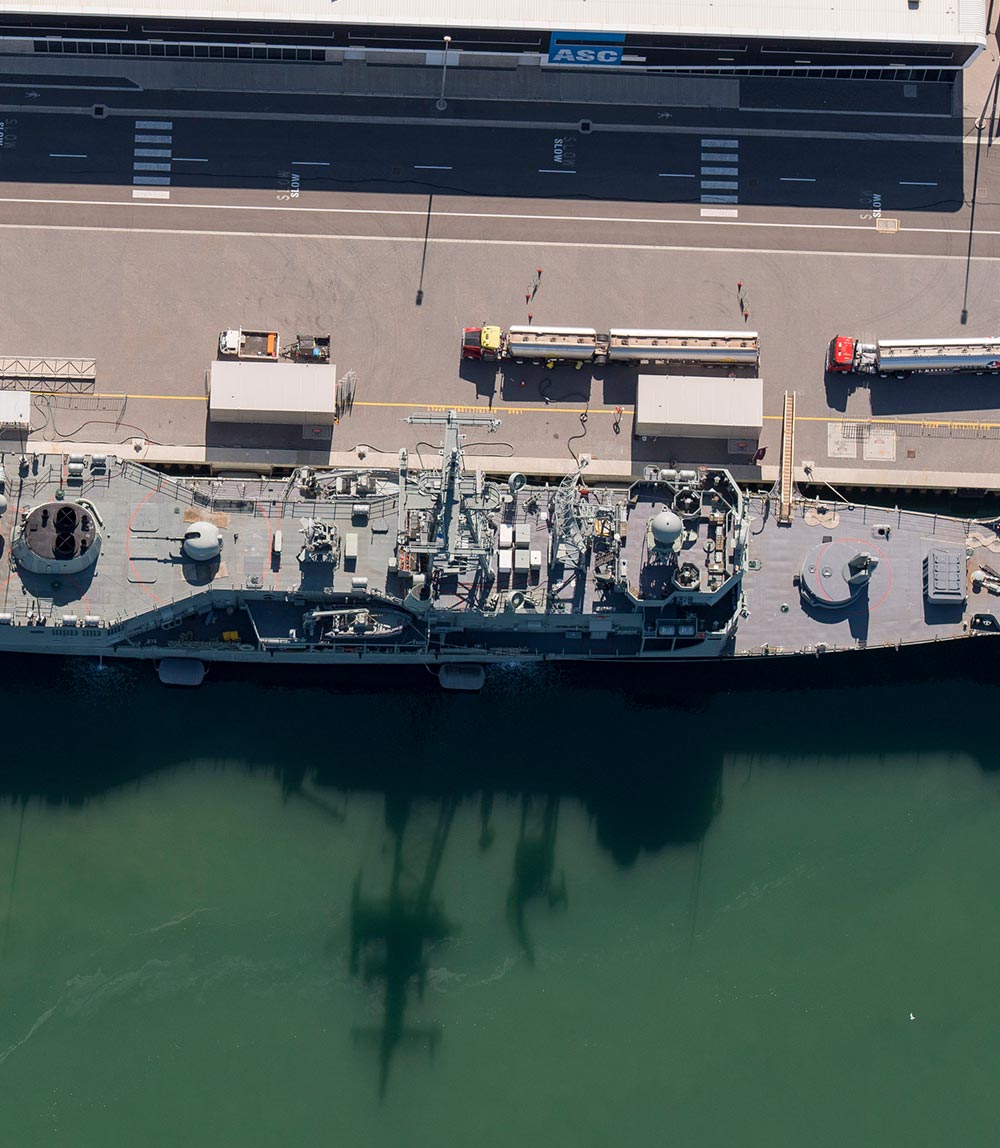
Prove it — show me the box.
[0,391,32,430]
[209,360,336,425]
[635,375,763,439]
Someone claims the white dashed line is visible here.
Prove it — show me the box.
[538,169,576,174]
[700,207,739,217]
[134,148,171,158]
[780,177,818,182]
[172,158,209,163]
[899,181,938,186]
[134,120,173,130]
[131,189,171,199]
[701,181,739,190]
[49,153,87,158]
[701,153,738,162]
[658,172,695,178]
[132,175,171,185]
[414,165,453,170]
[291,161,330,166]
[700,139,739,148]
[134,134,172,145]
[701,167,739,176]
[134,162,171,172]
[700,194,739,203]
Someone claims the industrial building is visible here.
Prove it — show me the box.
[0,0,986,80]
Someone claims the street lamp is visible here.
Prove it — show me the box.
[435,35,452,111]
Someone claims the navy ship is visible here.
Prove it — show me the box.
[0,411,993,688]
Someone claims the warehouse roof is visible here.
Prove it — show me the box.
[5,0,988,48]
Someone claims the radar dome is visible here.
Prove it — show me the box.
[183,522,223,562]
[650,509,683,547]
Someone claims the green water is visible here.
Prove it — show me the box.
[2,660,1000,1146]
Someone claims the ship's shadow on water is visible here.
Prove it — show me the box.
[5,640,1000,1097]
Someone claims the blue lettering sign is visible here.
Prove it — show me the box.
[548,31,625,66]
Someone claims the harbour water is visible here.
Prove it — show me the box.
[2,650,1000,1146]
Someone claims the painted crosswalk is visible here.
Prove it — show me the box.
[699,138,738,217]
[132,120,172,200]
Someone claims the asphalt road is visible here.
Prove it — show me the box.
[0,95,971,213]
[1,80,1000,484]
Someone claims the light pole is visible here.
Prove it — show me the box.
[435,35,452,111]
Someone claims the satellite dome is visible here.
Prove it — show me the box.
[650,509,683,547]
[183,522,223,562]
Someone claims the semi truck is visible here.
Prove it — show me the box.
[827,335,1000,376]
[461,325,759,367]
[219,329,280,360]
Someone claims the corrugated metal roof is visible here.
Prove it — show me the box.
[3,0,987,47]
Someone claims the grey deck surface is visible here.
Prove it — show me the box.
[736,495,994,656]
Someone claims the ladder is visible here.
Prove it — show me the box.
[778,390,796,524]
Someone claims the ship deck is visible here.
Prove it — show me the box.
[736,495,996,657]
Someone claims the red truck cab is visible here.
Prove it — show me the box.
[827,335,856,373]
[461,325,502,361]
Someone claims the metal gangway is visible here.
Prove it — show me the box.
[778,390,796,524]
[0,356,96,392]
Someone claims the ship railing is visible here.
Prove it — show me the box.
[121,460,198,506]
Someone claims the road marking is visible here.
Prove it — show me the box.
[135,120,173,130]
[49,153,87,158]
[133,162,171,172]
[658,172,695,178]
[3,221,998,261]
[899,180,938,186]
[134,148,171,158]
[700,138,738,209]
[291,160,330,166]
[351,400,629,416]
[172,157,209,163]
[3,193,996,241]
[132,176,171,185]
[414,164,453,170]
[701,152,740,162]
[131,189,171,199]
[538,168,576,174]
[134,134,172,144]
[780,177,818,182]
[700,208,739,217]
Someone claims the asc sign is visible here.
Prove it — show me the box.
[548,31,625,66]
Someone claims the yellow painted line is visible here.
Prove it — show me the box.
[354,400,631,416]
[32,389,207,402]
[31,390,633,415]
[762,413,1000,431]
